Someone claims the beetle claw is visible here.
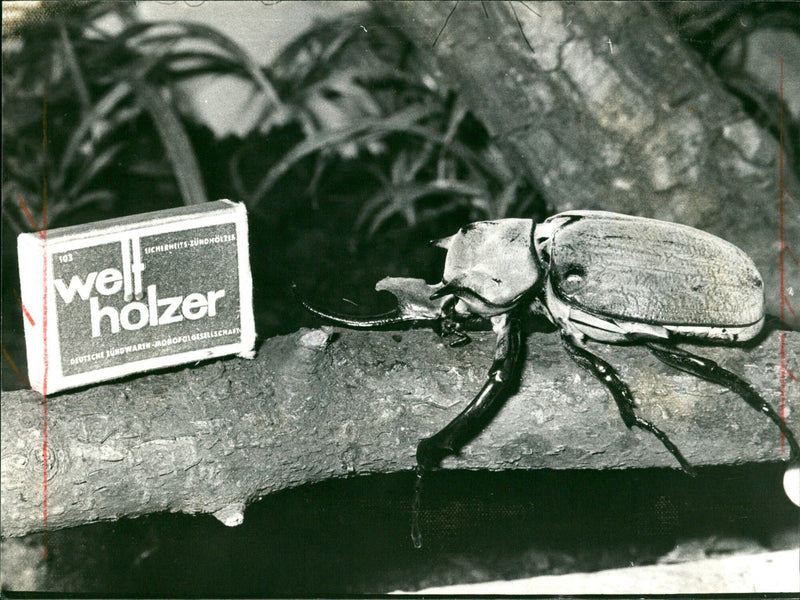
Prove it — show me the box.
[447,333,471,347]
[437,320,471,347]
[562,333,697,475]
[648,342,800,467]
[416,437,447,470]
[434,296,472,346]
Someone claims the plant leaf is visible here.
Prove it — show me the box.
[150,21,281,105]
[247,103,441,204]
[56,81,132,189]
[65,143,122,200]
[358,179,488,237]
[133,81,208,205]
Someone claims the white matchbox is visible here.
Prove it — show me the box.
[17,200,256,394]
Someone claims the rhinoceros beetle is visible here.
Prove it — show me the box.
[295,211,799,529]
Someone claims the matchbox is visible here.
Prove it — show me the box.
[18,200,256,394]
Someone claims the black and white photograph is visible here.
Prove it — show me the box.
[1,1,799,596]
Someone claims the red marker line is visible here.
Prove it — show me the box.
[12,287,36,327]
[40,237,49,560]
[41,227,49,560]
[16,193,45,237]
[41,91,50,560]
[785,244,799,267]
[784,296,796,318]
[21,302,35,327]
[779,60,785,325]
[781,332,787,453]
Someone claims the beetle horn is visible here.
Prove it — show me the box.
[291,282,411,327]
[431,234,455,250]
[429,281,459,300]
[292,278,448,327]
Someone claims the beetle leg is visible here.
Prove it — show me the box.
[647,343,800,464]
[435,297,472,347]
[416,312,523,470]
[561,333,697,476]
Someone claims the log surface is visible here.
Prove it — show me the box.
[2,327,797,538]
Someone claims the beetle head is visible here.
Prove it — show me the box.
[293,277,450,328]
[375,277,450,321]
[295,219,542,327]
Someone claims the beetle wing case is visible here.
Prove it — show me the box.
[538,211,764,341]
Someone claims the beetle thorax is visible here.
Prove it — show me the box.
[437,219,540,317]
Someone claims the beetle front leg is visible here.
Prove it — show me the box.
[647,342,800,464]
[561,333,696,476]
[416,312,523,470]
[434,297,471,348]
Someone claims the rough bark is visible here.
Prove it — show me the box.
[374,1,799,329]
[2,327,797,538]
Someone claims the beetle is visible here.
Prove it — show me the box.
[295,211,799,499]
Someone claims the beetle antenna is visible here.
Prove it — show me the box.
[291,282,425,328]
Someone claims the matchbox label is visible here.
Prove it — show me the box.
[53,224,241,376]
[19,200,256,394]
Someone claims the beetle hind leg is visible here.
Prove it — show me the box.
[647,342,800,464]
[561,333,696,476]
[416,312,523,470]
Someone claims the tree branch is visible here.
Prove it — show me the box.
[2,327,797,538]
